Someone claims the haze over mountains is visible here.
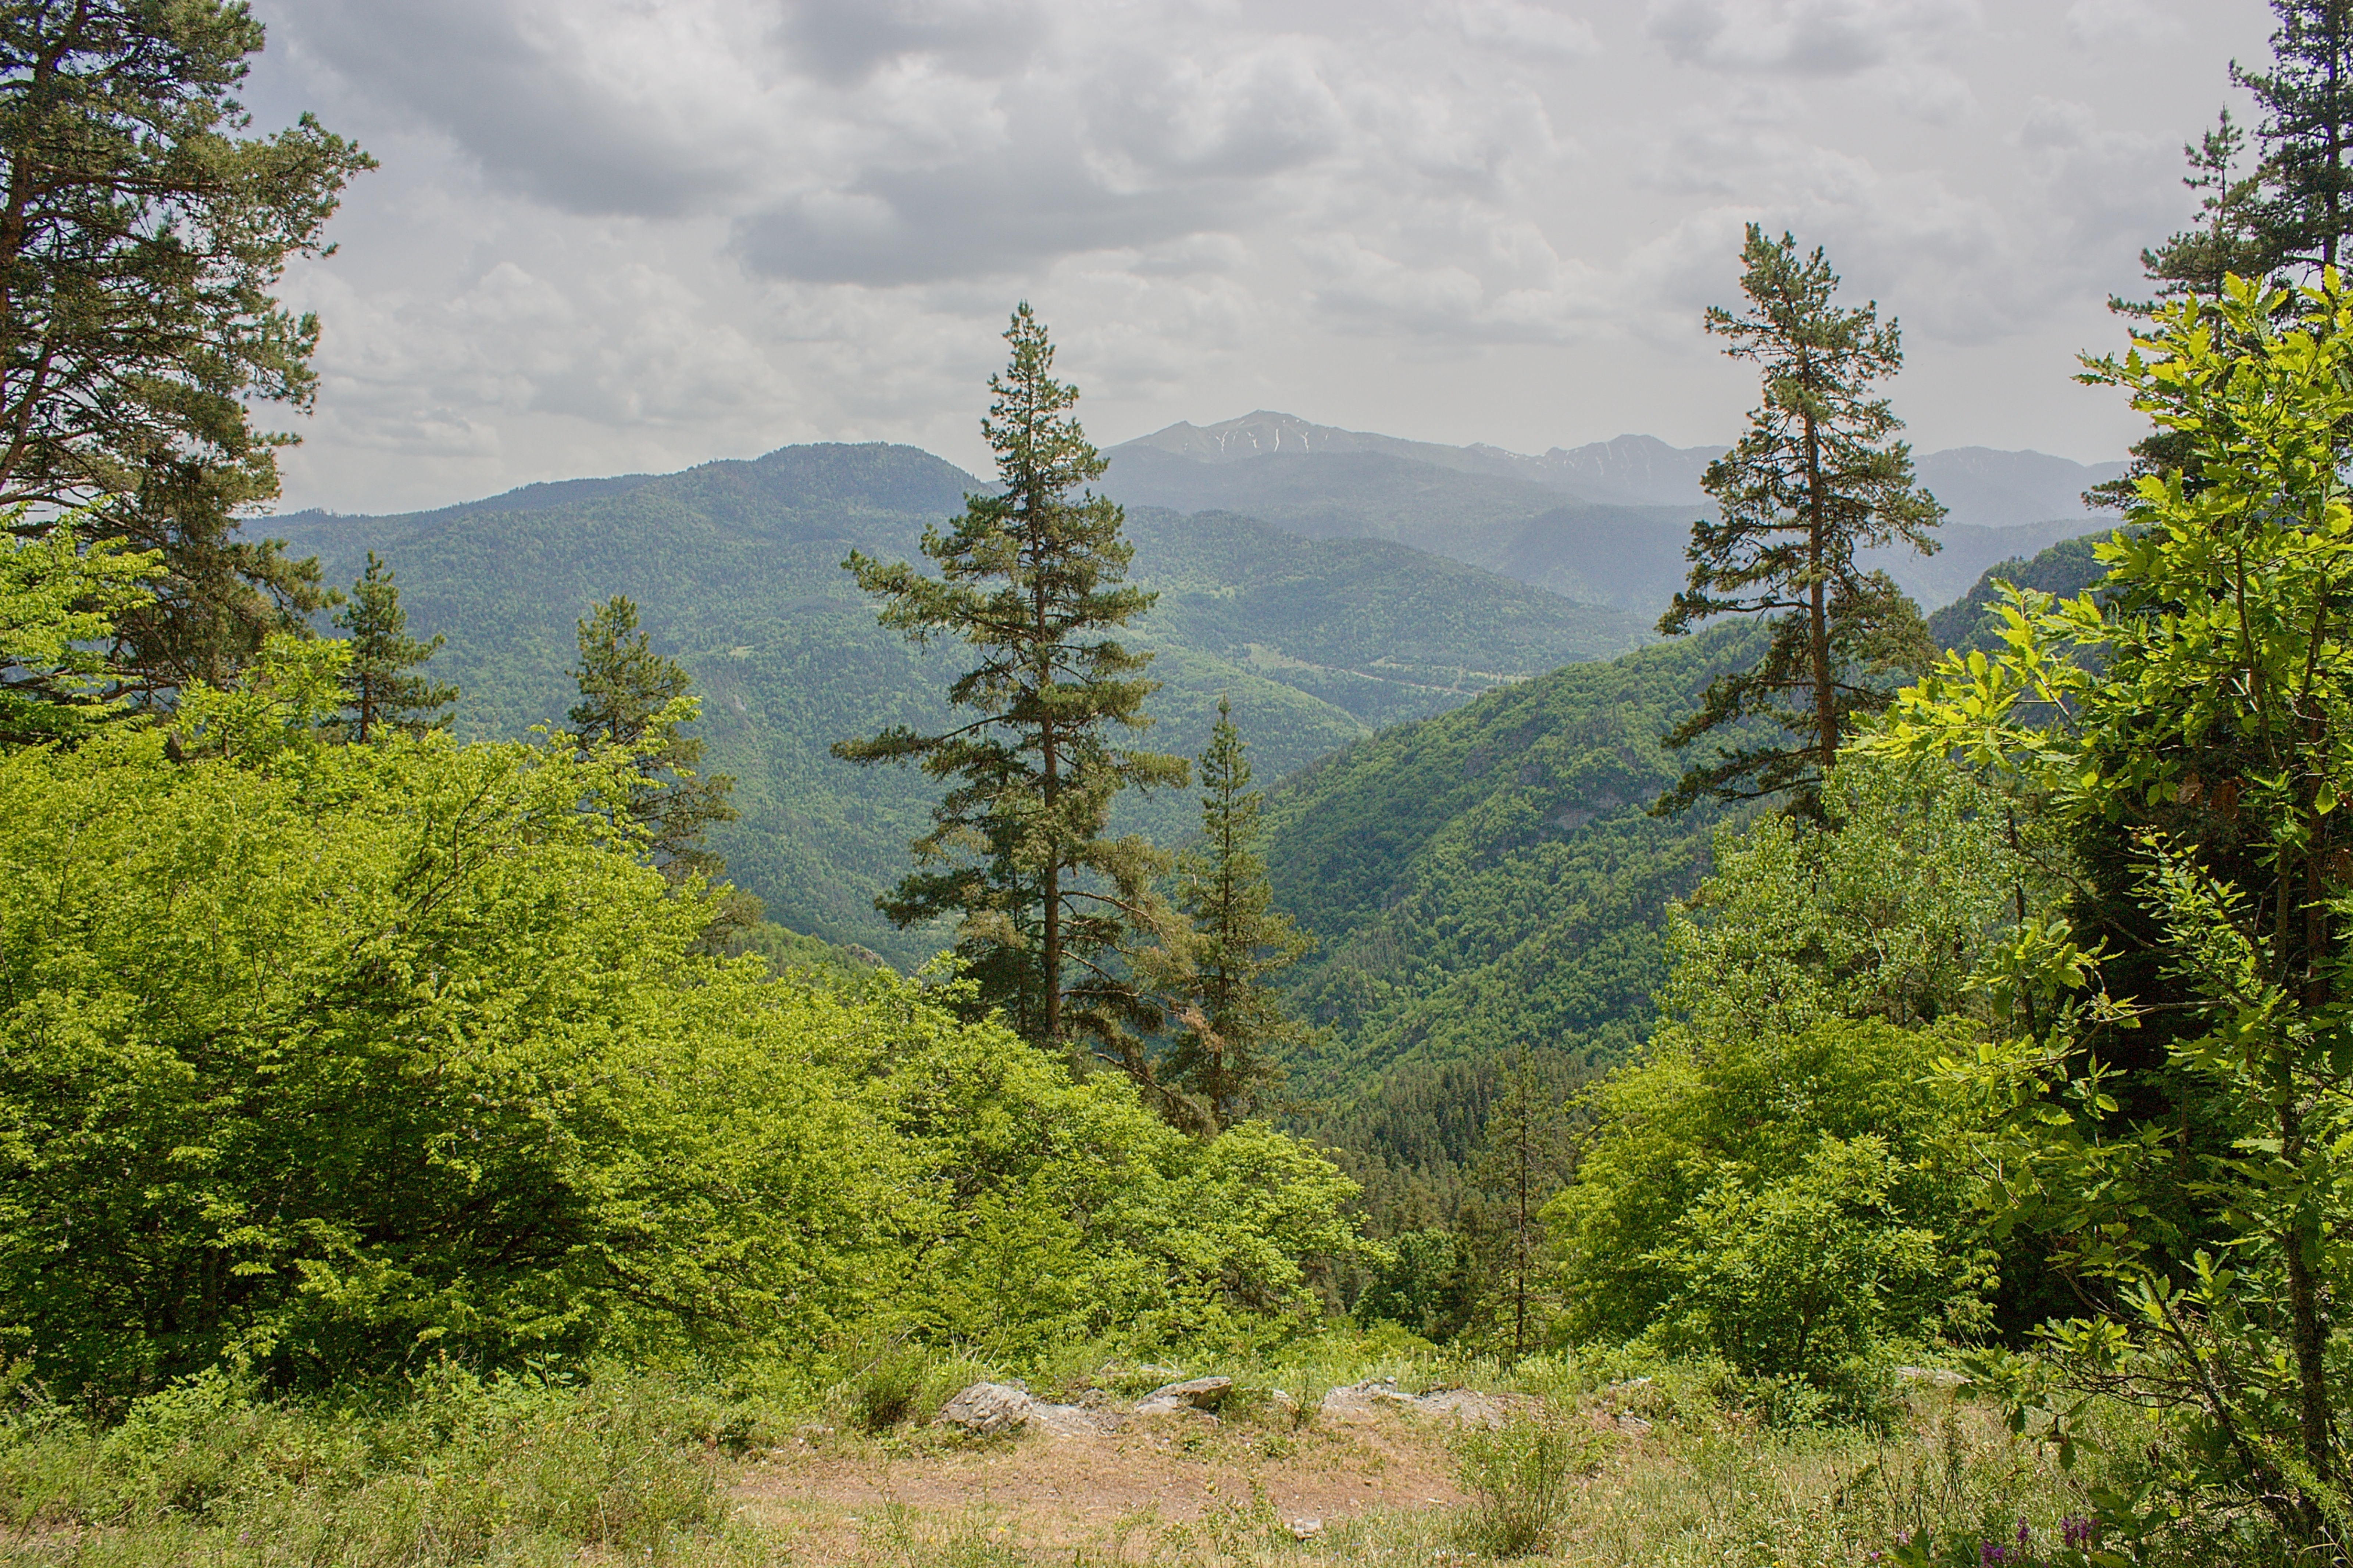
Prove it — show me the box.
[272,413,2120,972]
[1103,411,2123,613]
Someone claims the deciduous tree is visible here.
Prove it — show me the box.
[1880,270,2353,1553]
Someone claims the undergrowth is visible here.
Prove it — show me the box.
[0,1335,2247,1566]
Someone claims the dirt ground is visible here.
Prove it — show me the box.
[731,1408,1471,1562]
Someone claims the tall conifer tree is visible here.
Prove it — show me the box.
[2239,0,2353,275]
[569,595,737,885]
[1164,698,1308,1130]
[836,304,1186,1053]
[2092,112,2276,512]
[1655,225,1942,815]
[0,3,372,697]
[1456,1048,1570,1361]
[332,552,453,742]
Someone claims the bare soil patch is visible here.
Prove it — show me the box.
[731,1410,1472,1563]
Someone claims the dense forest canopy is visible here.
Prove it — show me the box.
[17,3,2353,1564]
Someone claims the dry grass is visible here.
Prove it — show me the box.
[0,1354,2129,1568]
[724,1378,2093,1567]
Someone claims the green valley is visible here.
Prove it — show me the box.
[274,442,1651,963]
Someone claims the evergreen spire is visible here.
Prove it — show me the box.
[1165,697,1308,1130]
[333,552,454,742]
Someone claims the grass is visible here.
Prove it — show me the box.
[0,1337,2215,1567]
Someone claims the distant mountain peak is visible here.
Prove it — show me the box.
[1122,411,1439,464]
[1113,414,2126,526]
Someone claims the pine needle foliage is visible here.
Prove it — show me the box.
[0,1,373,696]
[2238,0,2353,277]
[1165,697,1309,1131]
[332,552,454,742]
[836,304,1187,1055]
[569,595,737,888]
[1655,225,1942,816]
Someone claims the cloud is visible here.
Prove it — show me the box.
[244,0,2263,510]
[1453,0,1601,58]
[2063,0,2188,47]
[285,0,781,218]
[1645,0,1978,75]
[775,0,1048,80]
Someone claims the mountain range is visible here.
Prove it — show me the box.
[271,444,1650,963]
[270,418,2119,967]
[268,420,2123,1221]
[1103,411,2122,613]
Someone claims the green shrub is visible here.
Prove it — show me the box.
[0,1363,724,1564]
[850,1346,935,1432]
[0,731,1374,1399]
[1450,1403,1595,1557]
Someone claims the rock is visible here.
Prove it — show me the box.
[1027,1400,1118,1438]
[1319,1378,1516,1426]
[1896,1366,1965,1388]
[935,1381,1033,1436]
[1318,1377,1411,1420]
[1135,1375,1233,1416]
[1614,1413,1654,1436]
[1289,1518,1324,1540]
[1414,1388,1512,1429]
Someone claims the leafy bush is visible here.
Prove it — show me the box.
[0,1363,725,1563]
[0,729,1373,1398]
[1450,1403,1595,1557]
[1354,1228,1461,1339]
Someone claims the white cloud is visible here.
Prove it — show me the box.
[1644,0,1979,77]
[243,0,2274,509]
[1453,0,1601,57]
[2063,0,2189,47]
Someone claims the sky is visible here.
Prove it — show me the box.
[246,0,2277,516]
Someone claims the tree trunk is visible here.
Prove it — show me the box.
[1801,394,1835,765]
[2280,1096,2335,1541]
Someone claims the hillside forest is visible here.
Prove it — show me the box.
[13,3,2353,1567]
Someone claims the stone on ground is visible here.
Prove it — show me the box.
[1135,1375,1233,1416]
[935,1382,1033,1436]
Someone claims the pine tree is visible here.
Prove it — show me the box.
[835,303,1187,1055]
[2238,0,2353,277]
[1655,225,1943,815]
[1164,698,1309,1130]
[0,3,372,698]
[332,553,453,742]
[2137,110,2276,303]
[569,595,738,886]
[2092,112,2277,512]
[1455,1048,1571,1361]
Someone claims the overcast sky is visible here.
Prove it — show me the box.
[247,0,2274,515]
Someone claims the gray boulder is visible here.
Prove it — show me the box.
[1135,1375,1233,1415]
[935,1381,1033,1436]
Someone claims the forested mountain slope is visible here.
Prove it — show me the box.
[1261,623,1765,1224]
[277,443,1648,962]
[1926,530,2115,655]
[1278,530,2133,1228]
[1104,419,2117,616]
